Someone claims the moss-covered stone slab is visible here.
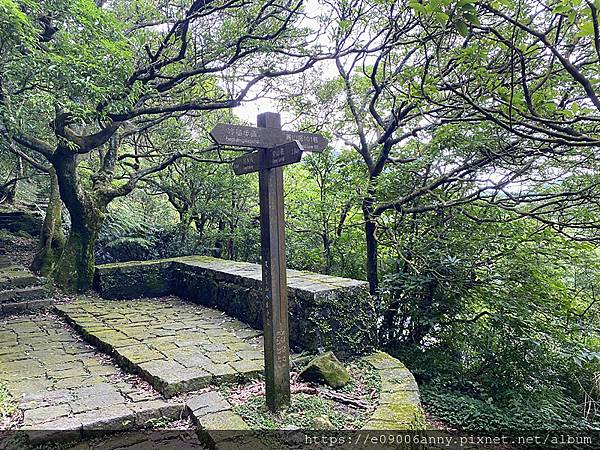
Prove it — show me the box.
[362,351,426,431]
[0,207,43,236]
[95,256,376,356]
[0,260,50,317]
[1,314,185,445]
[55,297,265,397]
[187,391,255,449]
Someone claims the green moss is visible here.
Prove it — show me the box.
[363,351,405,370]
[299,351,351,388]
[378,401,426,429]
[97,258,177,270]
[0,381,16,419]
[362,351,427,430]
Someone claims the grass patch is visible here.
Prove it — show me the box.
[235,393,353,429]
[0,381,16,420]
[225,358,381,431]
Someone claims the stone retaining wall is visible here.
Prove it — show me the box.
[94,256,376,356]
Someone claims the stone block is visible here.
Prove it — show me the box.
[198,410,250,431]
[186,391,231,417]
[23,404,71,426]
[24,416,82,444]
[78,404,135,433]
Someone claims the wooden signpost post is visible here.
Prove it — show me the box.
[211,113,327,411]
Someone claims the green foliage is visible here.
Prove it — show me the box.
[285,149,366,277]
[1,0,133,134]
[0,381,16,421]
[422,383,598,431]
[0,0,37,47]
[382,204,600,430]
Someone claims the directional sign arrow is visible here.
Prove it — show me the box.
[232,141,304,176]
[211,124,328,152]
[232,151,260,175]
[264,140,303,170]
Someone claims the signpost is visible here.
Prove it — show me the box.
[232,141,304,176]
[211,113,328,412]
[211,123,328,152]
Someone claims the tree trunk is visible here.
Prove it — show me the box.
[4,183,16,204]
[322,233,332,275]
[177,209,193,236]
[53,216,102,290]
[363,203,379,295]
[193,213,207,237]
[31,167,65,275]
[3,158,23,204]
[51,149,105,291]
[213,219,225,258]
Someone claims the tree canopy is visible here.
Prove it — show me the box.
[1,0,599,432]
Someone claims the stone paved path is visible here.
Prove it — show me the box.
[56,297,264,397]
[68,430,205,449]
[0,313,183,444]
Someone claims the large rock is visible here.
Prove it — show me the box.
[311,415,335,430]
[299,351,350,388]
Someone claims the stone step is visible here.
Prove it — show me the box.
[0,264,24,272]
[0,298,53,317]
[0,273,44,290]
[0,256,16,268]
[0,285,47,303]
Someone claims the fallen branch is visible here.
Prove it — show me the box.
[291,385,370,409]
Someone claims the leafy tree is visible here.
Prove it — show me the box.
[0,0,327,289]
[285,148,364,276]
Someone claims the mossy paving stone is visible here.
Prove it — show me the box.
[2,359,46,377]
[7,378,53,398]
[48,367,88,380]
[150,341,179,353]
[0,330,17,341]
[186,391,259,448]
[2,314,191,443]
[21,388,74,409]
[203,363,237,379]
[150,328,179,338]
[361,351,426,431]
[60,297,266,396]
[53,375,105,390]
[117,344,165,364]
[199,410,250,430]
[207,351,240,365]
[44,360,85,372]
[235,350,263,361]
[23,404,72,425]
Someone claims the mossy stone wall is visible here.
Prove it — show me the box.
[94,256,376,356]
